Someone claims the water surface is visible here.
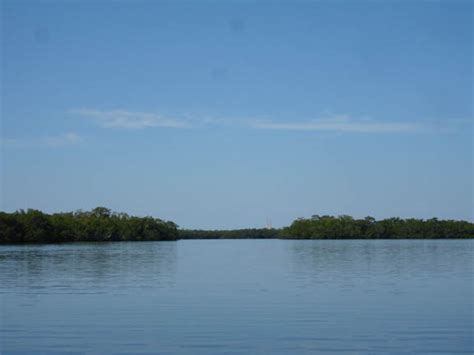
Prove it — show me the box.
[1,240,472,354]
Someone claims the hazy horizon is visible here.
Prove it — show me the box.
[1,0,472,229]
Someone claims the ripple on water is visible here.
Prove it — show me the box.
[0,240,472,354]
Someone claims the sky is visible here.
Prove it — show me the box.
[1,0,472,229]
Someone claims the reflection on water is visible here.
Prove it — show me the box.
[0,240,472,354]
[289,240,470,282]
[0,242,177,295]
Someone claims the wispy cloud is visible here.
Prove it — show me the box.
[69,108,464,134]
[41,133,84,147]
[70,109,191,129]
[247,114,424,133]
[1,133,84,148]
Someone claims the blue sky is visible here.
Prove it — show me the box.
[1,0,472,228]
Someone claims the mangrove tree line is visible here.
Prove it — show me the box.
[0,207,178,243]
[280,215,474,239]
[1,209,473,243]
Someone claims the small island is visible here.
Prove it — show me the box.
[1,207,473,243]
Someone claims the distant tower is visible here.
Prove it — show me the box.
[265,218,273,230]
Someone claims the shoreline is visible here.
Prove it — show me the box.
[2,208,473,243]
[1,236,473,245]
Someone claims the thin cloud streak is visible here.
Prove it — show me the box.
[248,115,424,133]
[69,109,463,134]
[2,133,84,148]
[42,133,84,147]
[71,109,191,129]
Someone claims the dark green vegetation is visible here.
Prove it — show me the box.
[0,209,473,243]
[179,228,279,239]
[281,215,474,239]
[0,207,178,243]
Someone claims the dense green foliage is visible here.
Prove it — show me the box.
[179,228,279,239]
[1,208,473,243]
[0,207,178,243]
[280,215,474,239]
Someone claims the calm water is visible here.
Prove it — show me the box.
[0,240,472,354]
